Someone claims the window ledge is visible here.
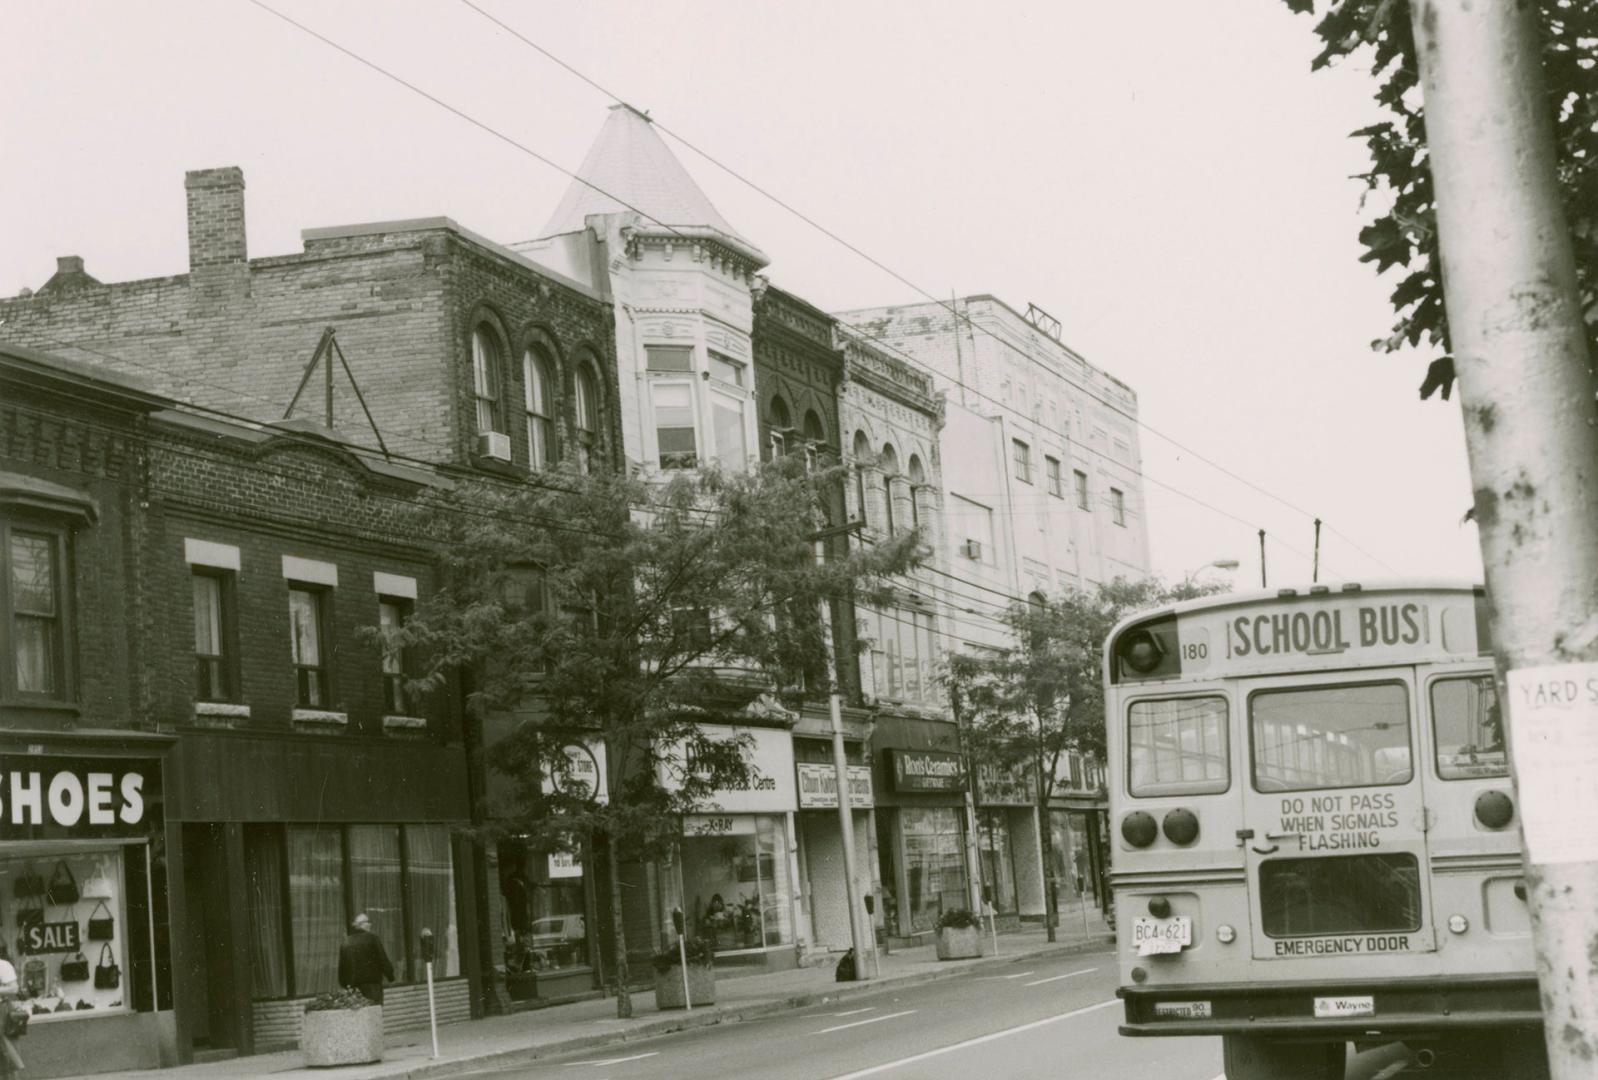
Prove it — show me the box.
[193,701,251,728]
[382,715,428,737]
[292,708,349,732]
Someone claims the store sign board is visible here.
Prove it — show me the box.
[660,725,796,814]
[888,749,965,793]
[548,850,583,880]
[20,921,80,955]
[541,740,609,804]
[0,757,156,840]
[976,762,1037,807]
[796,763,874,809]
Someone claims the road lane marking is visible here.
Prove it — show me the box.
[980,970,1035,980]
[832,1007,876,1016]
[814,1009,917,1034]
[819,999,1119,1079]
[1023,967,1098,986]
[566,1052,659,1067]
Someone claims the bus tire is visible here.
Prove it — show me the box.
[1221,1035,1345,1080]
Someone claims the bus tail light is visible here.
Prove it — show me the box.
[1122,811,1158,847]
[1147,896,1171,918]
[1162,808,1199,845]
[1216,924,1236,944]
[1475,789,1514,829]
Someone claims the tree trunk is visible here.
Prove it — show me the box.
[606,838,633,1019]
[1409,3,1598,1077]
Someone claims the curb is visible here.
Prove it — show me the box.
[402,935,1113,1079]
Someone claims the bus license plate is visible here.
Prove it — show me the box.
[1132,915,1192,955]
[1152,1000,1212,1019]
[1313,995,1375,1019]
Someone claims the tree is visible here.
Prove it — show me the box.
[388,458,916,1017]
[1281,0,1598,398]
[942,578,1223,941]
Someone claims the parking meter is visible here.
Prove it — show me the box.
[420,927,439,1057]
[420,927,435,964]
[672,907,685,936]
[863,894,874,915]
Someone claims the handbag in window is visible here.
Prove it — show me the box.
[46,860,79,906]
[94,944,120,991]
[87,900,115,942]
[79,868,114,901]
[21,958,47,1000]
[12,866,44,900]
[2,1003,28,1038]
[58,952,89,983]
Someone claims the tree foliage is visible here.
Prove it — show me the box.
[941,577,1225,934]
[388,458,917,1013]
[1284,0,1598,395]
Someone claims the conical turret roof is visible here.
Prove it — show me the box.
[538,105,765,264]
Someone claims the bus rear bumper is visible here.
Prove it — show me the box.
[1118,975,1542,1038]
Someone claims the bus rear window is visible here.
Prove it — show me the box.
[1260,854,1421,937]
[1251,682,1411,792]
[1431,675,1507,779]
[1128,696,1229,796]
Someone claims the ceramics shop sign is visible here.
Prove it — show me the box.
[888,749,965,793]
[0,757,158,840]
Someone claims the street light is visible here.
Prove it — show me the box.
[1187,558,1240,579]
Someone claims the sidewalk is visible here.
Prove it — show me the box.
[99,917,1113,1080]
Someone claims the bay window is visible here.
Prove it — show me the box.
[653,383,698,469]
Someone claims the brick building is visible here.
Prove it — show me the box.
[0,167,628,1069]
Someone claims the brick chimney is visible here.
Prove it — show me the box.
[38,255,102,295]
[185,167,247,271]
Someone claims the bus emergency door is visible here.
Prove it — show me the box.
[1239,667,1438,965]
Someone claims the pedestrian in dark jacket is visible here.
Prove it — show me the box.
[338,913,395,1005]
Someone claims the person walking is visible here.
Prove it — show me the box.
[0,945,21,1079]
[337,913,395,1005]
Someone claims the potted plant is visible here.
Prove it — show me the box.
[652,936,716,1009]
[935,908,983,960]
[301,988,383,1067]
[736,893,763,949]
[503,938,538,1002]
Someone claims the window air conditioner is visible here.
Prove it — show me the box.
[477,431,512,461]
[962,539,983,560]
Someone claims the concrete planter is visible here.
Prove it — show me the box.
[302,1004,384,1067]
[935,925,983,960]
[654,963,716,1009]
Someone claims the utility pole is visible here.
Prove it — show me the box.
[811,523,875,979]
[1408,3,1598,1076]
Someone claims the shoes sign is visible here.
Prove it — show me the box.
[0,757,157,840]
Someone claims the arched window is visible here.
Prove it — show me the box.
[803,410,825,443]
[879,444,900,535]
[769,396,791,458]
[852,431,871,523]
[471,327,502,433]
[524,347,556,469]
[573,364,599,473]
[907,454,926,530]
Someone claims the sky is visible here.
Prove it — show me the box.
[1,0,1484,588]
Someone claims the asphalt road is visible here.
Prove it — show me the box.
[463,948,1225,1080]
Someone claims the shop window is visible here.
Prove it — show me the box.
[349,826,406,980]
[5,524,71,700]
[247,824,459,998]
[899,807,968,933]
[288,585,331,708]
[3,849,132,1017]
[977,810,1018,914]
[471,327,503,434]
[192,569,236,703]
[498,838,586,989]
[378,597,411,714]
[407,826,460,977]
[679,817,793,952]
[524,348,556,470]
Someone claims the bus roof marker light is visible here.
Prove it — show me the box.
[1448,914,1470,934]
[1309,585,1330,595]
[1122,811,1158,847]
[1162,808,1200,845]
[1341,582,1363,592]
[1277,588,1297,598]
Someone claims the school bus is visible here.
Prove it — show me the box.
[1104,582,1545,1079]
